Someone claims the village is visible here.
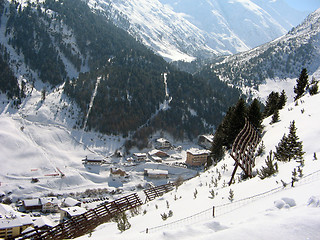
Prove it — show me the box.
[0,135,213,239]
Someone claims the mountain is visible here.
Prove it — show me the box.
[89,0,307,61]
[198,8,320,98]
[0,0,241,145]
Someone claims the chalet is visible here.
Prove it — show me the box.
[133,153,147,162]
[186,148,210,167]
[61,197,81,208]
[155,138,171,149]
[40,197,59,213]
[148,149,169,159]
[198,135,214,150]
[60,206,87,222]
[23,197,59,213]
[23,199,42,212]
[144,169,169,179]
[0,203,33,239]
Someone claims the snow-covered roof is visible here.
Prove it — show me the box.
[62,197,80,207]
[61,206,87,217]
[33,216,56,228]
[23,199,41,207]
[187,148,210,156]
[152,156,162,161]
[0,203,33,229]
[40,197,59,205]
[133,153,147,157]
[156,138,170,143]
[144,169,168,175]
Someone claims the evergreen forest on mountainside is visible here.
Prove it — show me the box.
[0,0,241,143]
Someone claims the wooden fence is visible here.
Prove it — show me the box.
[16,183,175,239]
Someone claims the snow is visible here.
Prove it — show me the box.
[74,92,320,240]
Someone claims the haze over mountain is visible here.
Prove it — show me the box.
[91,0,308,61]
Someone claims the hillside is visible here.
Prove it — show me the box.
[198,8,320,97]
[76,84,320,240]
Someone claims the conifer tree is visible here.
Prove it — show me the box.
[294,68,308,101]
[275,121,304,162]
[248,98,262,130]
[258,151,278,179]
[263,91,280,117]
[286,121,305,162]
[278,90,287,109]
[271,109,279,124]
[309,77,318,96]
[114,212,131,232]
[291,168,298,187]
[275,134,289,162]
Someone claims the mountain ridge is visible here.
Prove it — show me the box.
[91,0,309,61]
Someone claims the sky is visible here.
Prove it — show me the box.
[284,0,320,11]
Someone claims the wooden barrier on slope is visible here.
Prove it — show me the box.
[229,119,261,185]
[144,182,175,202]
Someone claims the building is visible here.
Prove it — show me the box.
[60,206,87,222]
[155,138,171,149]
[148,149,169,159]
[82,157,105,165]
[186,148,210,167]
[23,199,42,212]
[33,216,56,230]
[40,197,59,213]
[0,203,33,239]
[144,169,169,179]
[133,153,147,162]
[61,197,81,208]
[23,197,59,213]
[198,135,214,150]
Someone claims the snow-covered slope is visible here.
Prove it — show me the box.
[90,0,308,61]
[76,85,320,240]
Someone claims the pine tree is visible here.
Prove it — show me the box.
[278,90,287,109]
[275,134,290,162]
[275,121,304,162]
[294,68,309,101]
[258,151,278,179]
[271,109,279,124]
[114,212,131,232]
[264,91,280,117]
[228,189,234,202]
[248,98,262,130]
[291,168,298,187]
[309,77,318,96]
[287,121,305,162]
